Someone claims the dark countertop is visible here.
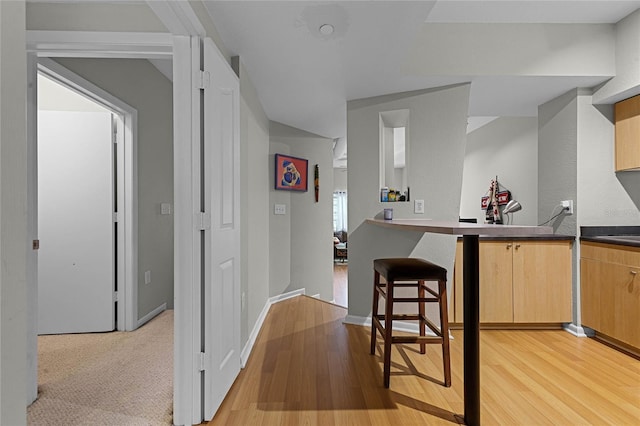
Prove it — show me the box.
[457,234,574,242]
[580,226,640,248]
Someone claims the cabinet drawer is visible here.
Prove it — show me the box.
[581,241,640,267]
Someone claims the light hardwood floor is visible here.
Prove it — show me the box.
[208,295,640,425]
[333,263,348,308]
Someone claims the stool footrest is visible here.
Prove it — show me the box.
[392,335,443,344]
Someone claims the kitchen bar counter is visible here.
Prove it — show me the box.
[366,218,553,426]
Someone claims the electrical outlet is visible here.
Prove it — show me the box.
[274,204,286,215]
[414,199,425,214]
[160,203,171,215]
[144,270,151,285]
[561,200,574,215]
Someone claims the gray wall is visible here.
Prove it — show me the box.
[237,58,271,347]
[538,89,580,324]
[269,123,335,300]
[538,89,579,236]
[347,85,470,318]
[334,168,347,192]
[55,58,174,319]
[460,117,538,225]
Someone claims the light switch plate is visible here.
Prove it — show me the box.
[274,204,286,215]
[415,199,425,214]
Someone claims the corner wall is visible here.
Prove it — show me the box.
[347,84,470,318]
[269,123,334,301]
[460,117,538,225]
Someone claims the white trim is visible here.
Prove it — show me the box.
[26,53,39,406]
[26,31,173,59]
[240,289,306,367]
[146,0,206,37]
[563,323,593,337]
[36,57,139,332]
[343,315,371,327]
[137,303,167,328]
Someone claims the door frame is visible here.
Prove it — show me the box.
[26,29,201,426]
[36,57,138,333]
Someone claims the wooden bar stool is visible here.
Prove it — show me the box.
[370,258,451,388]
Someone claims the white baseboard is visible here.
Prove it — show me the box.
[563,323,594,338]
[240,288,306,368]
[343,314,453,338]
[136,303,166,328]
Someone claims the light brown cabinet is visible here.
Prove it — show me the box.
[581,241,640,351]
[453,239,573,325]
[614,94,640,171]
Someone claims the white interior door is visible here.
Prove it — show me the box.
[37,110,115,334]
[202,37,241,420]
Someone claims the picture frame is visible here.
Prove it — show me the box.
[275,153,308,192]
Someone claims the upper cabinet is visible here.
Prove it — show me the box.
[615,94,640,171]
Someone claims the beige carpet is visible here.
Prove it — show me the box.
[28,310,173,425]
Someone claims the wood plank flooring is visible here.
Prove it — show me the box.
[207,295,640,425]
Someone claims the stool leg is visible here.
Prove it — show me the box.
[383,279,394,388]
[418,280,426,355]
[439,279,452,387]
[370,271,381,355]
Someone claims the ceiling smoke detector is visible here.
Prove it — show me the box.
[319,24,334,36]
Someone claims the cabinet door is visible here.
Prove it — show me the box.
[597,260,640,348]
[479,241,513,322]
[580,258,602,331]
[512,241,572,323]
[615,94,640,171]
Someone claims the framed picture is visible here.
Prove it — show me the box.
[275,153,308,192]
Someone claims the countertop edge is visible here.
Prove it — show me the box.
[458,235,574,241]
[580,236,640,249]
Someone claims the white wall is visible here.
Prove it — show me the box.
[0,0,27,423]
[406,23,615,77]
[347,85,470,318]
[593,9,640,104]
[333,168,347,192]
[54,58,174,319]
[460,117,538,225]
[269,123,335,301]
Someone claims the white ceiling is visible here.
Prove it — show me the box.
[202,0,640,143]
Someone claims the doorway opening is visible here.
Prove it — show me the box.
[26,58,175,423]
[35,58,138,333]
[333,190,348,307]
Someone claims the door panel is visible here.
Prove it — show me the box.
[202,38,241,420]
[37,110,115,334]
